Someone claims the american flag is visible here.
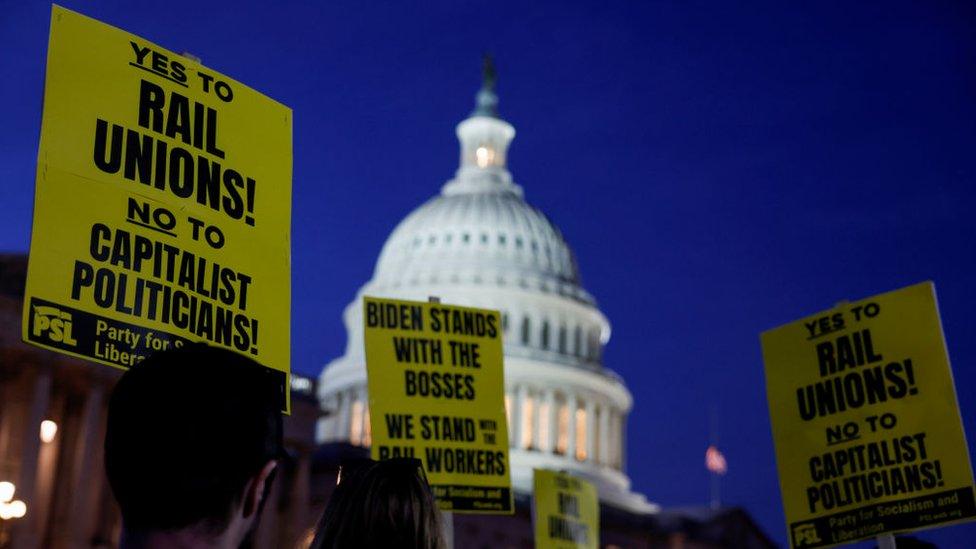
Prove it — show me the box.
[705,445,727,475]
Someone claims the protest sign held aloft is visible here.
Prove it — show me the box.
[23,6,292,407]
[762,282,976,548]
[363,296,513,514]
[533,469,599,549]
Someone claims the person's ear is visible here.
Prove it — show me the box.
[243,460,278,518]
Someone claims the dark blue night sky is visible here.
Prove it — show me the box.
[2,1,975,546]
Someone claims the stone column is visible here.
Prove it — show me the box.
[336,389,351,441]
[323,395,339,441]
[61,385,104,549]
[354,386,367,445]
[11,371,51,549]
[286,450,312,545]
[613,410,624,469]
[599,404,611,466]
[607,410,618,468]
[565,391,577,460]
[585,400,596,463]
[0,376,17,473]
[530,388,542,451]
[621,413,628,472]
[513,384,526,449]
[20,393,64,549]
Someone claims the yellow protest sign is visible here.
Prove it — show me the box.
[761,282,976,548]
[363,296,513,514]
[23,6,292,406]
[533,469,599,549]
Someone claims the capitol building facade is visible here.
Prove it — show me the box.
[317,68,654,514]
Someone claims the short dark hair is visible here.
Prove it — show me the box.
[104,343,284,533]
[311,458,444,549]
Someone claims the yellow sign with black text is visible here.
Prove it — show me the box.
[533,469,599,549]
[24,6,292,407]
[363,296,513,514]
[761,282,975,548]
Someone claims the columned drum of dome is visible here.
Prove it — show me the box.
[317,63,656,513]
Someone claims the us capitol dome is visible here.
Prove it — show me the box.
[317,61,655,513]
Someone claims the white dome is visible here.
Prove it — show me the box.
[317,70,654,513]
[373,190,587,302]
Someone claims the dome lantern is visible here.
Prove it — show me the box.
[445,55,519,196]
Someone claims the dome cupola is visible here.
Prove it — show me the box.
[447,55,518,196]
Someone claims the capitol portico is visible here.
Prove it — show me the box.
[316,61,654,514]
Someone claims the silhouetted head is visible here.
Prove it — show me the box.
[311,458,444,549]
[104,343,284,546]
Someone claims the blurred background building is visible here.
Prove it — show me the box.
[0,255,323,548]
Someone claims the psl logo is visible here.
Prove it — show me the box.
[792,523,821,546]
[32,305,78,346]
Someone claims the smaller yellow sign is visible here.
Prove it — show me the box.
[533,469,599,549]
[762,282,976,548]
[363,296,513,514]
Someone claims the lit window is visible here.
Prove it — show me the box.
[575,408,587,461]
[556,404,569,455]
[521,396,535,449]
[475,145,495,168]
[538,402,551,452]
[350,400,363,446]
[505,395,512,426]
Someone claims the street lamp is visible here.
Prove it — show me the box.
[40,420,58,444]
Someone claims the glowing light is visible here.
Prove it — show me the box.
[475,146,495,168]
[538,402,551,451]
[0,482,14,503]
[520,396,535,449]
[290,377,313,393]
[8,500,26,518]
[40,420,58,443]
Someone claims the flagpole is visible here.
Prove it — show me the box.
[709,405,720,509]
[710,471,720,510]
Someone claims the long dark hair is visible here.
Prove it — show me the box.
[311,458,445,549]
